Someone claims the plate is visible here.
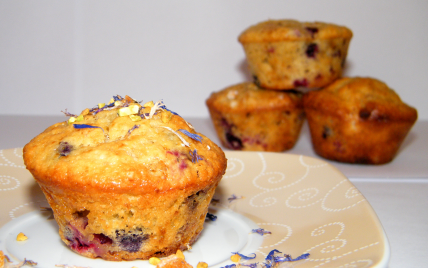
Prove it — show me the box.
[0,148,390,267]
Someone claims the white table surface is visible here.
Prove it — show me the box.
[1,115,427,267]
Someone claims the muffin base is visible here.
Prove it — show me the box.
[38,182,218,261]
[208,106,305,152]
[305,111,415,164]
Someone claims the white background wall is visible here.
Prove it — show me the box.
[1,0,427,120]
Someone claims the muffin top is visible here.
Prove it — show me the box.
[206,82,303,113]
[23,95,227,195]
[303,77,418,122]
[238,19,353,43]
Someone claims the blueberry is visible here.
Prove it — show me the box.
[359,109,371,120]
[116,229,148,253]
[305,27,319,37]
[220,118,243,150]
[226,132,243,150]
[58,142,73,156]
[67,236,93,252]
[252,75,261,87]
[305,43,319,58]
[322,126,332,139]
[293,78,308,88]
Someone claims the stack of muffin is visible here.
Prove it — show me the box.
[206,19,417,165]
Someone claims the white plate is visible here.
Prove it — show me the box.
[0,148,390,267]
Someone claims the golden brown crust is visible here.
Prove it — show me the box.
[23,102,226,195]
[206,82,302,112]
[206,82,305,151]
[23,96,227,260]
[239,19,353,43]
[303,77,418,164]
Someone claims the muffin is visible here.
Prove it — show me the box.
[23,95,227,261]
[206,82,305,151]
[238,19,353,90]
[303,77,418,164]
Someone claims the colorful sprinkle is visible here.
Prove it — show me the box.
[231,252,256,260]
[68,114,84,124]
[196,262,209,268]
[220,265,236,268]
[251,228,272,236]
[240,264,258,268]
[73,124,104,133]
[159,126,190,147]
[128,125,140,135]
[205,213,217,221]
[129,114,142,122]
[4,258,38,267]
[228,194,244,203]
[149,257,161,265]
[16,232,28,241]
[274,253,310,262]
[189,149,203,163]
[118,104,139,117]
[178,129,202,142]
[61,109,77,117]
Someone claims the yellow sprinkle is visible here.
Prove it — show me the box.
[149,257,161,265]
[68,117,76,124]
[16,232,28,241]
[176,249,185,260]
[196,262,208,268]
[98,103,105,109]
[129,115,142,122]
[75,114,84,122]
[119,104,139,117]
[114,100,123,107]
[129,104,140,114]
[118,107,131,116]
[230,253,241,263]
[143,101,154,108]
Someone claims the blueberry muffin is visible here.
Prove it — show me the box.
[238,19,353,90]
[23,95,227,261]
[303,77,418,164]
[206,82,305,151]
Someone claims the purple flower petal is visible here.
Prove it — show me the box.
[73,124,104,133]
[178,129,202,142]
[230,252,256,260]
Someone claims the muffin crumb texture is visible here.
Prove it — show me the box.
[23,95,227,261]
